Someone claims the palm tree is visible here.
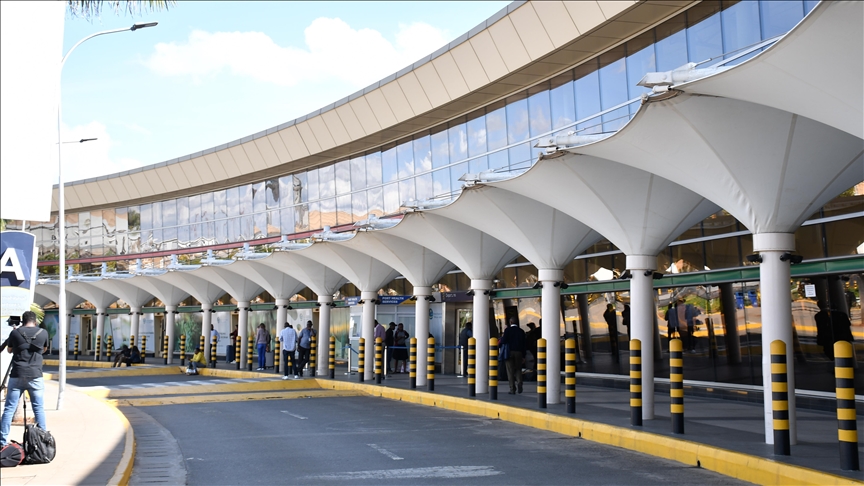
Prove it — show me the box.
[67,1,175,20]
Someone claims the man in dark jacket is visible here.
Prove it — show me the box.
[1,311,48,447]
[499,318,526,394]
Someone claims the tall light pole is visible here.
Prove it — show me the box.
[57,22,157,410]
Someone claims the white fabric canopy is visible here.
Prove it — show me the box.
[335,231,454,288]
[221,259,306,301]
[292,242,399,293]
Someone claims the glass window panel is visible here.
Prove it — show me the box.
[415,172,434,202]
[226,187,240,217]
[701,210,738,236]
[488,150,508,171]
[760,0,804,39]
[188,195,201,243]
[506,96,529,144]
[655,13,688,71]
[821,191,864,218]
[528,90,552,137]
[413,135,432,173]
[350,156,366,191]
[382,147,398,183]
[365,152,382,187]
[803,0,818,14]
[383,183,400,214]
[294,204,309,232]
[320,197,337,228]
[252,182,266,213]
[279,207,294,235]
[398,178,415,204]
[448,122,468,163]
[213,190,228,243]
[277,176,291,208]
[469,156,488,174]
[432,168,451,198]
[162,200,177,248]
[574,60,602,134]
[335,160,351,195]
[551,79,576,130]
[599,49,628,109]
[396,140,414,179]
[352,192,368,222]
[467,115,487,157]
[687,3,723,62]
[485,105,507,152]
[431,129,449,169]
[336,194,352,225]
[319,165,335,199]
[450,162,468,192]
[113,209,127,255]
[266,209,280,236]
[824,218,864,257]
[266,178,280,209]
[367,187,383,217]
[722,0,761,57]
[139,204,151,247]
[794,224,824,260]
[89,210,103,257]
[308,201,322,230]
[296,172,309,204]
[508,143,532,170]
[151,201,163,249]
[306,169,320,201]
[626,32,656,99]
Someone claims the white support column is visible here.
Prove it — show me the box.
[237,302,249,366]
[275,299,289,374]
[627,255,657,420]
[95,308,106,359]
[66,313,73,353]
[130,306,141,344]
[165,306,176,364]
[539,269,563,405]
[317,295,333,378]
[471,279,492,394]
[361,291,377,381]
[414,286,432,386]
[753,233,797,445]
[202,303,213,362]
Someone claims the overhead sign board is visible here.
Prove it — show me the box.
[1,230,38,317]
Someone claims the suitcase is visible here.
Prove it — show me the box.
[0,441,25,467]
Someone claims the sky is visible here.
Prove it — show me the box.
[59,1,510,183]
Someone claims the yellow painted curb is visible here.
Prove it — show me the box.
[106,404,135,486]
[81,378,322,399]
[45,359,147,369]
[194,367,280,379]
[44,367,181,380]
[117,388,364,407]
[313,379,860,486]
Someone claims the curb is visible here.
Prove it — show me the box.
[44,359,147,369]
[315,379,861,486]
[106,405,136,486]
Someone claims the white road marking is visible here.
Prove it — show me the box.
[367,443,403,460]
[304,466,501,480]
[280,411,308,420]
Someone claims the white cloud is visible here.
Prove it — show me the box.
[143,18,449,89]
[53,121,143,183]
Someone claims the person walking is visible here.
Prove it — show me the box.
[499,318,526,395]
[297,321,316,377]
[459,322,473,376]
[1,311,49,447]
[604,303,620,362]
[393,323,409,373]
[385,322,396,372]
[255,324,269,371]
[279,322,298,379]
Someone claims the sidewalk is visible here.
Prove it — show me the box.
[0,380,132,486]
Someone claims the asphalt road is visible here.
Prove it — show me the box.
[138,396,750,485]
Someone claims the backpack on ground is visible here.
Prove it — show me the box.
[21,395,56,465]
[0,441,25,467]
[185,366,198,376]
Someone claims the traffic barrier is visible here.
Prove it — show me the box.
[95,335,102,362]
[141,335,147,363]
[375,337,383,384]
[489,337,498,401]
[565,338,576,414]
[73,334,79,361]
[670,339,684,434]
[358,338,366,383]
[409,338,417,389]
[309,335,317,375]
[180,334,186,366]
[770,340,790,455]
[328,336,335,379]
[162,335,169,365]
[234,336,241,370]
[247,335,254,371]
[630,339,642,426]
[537,338,547,409]
[105,335,113,361]
[834,341,859,471]
[427,336,435,392]
[274,339,281,374]
[467,337,476,397]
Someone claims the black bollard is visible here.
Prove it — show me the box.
[670,339,684,434]
[770,340,790,456]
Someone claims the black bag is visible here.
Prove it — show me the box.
[0,441,25,467]
[22,395,56,465]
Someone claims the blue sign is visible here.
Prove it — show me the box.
[343,295,413,306]
[1,230,37,318]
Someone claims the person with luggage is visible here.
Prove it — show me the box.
[1,312,48,448]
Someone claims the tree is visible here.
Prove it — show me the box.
[66,1,175,20]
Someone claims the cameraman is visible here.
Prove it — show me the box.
[0,311,48,447]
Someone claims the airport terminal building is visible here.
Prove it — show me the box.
[12,1,862,445]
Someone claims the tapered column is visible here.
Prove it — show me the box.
[202,303,213,362]
[95,308,106,358]
[539,269,563,405]
[413,286,433,386]
[130,306,141,345]
[165,306,176,364]
[471,279,492,394]
[361,291,377,381]
[317,295,333,378]
[754,233,796,445]
[627,255,657,420]
[236,302,249,366]
[275,299,289,373]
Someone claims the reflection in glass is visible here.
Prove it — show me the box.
[177,198,189,247]
[574,61,601,134]
[307,169,319,201]
[335,160,351,195]
[722,0,761,61]
[162,200,177,249]
[450,162,468,193]
[414,136,432,173]
[397,141,414,179]
[320,197,337,228]
[626,31,656,100]
[508,143,531,170]
[431,129,449,169]
[467,114,486,157]
[308,201,321,231]
[365,152,382,187]
[266,178,280,209]
[90,210,103,257]
[528,89,551,137]
[383,183,400,214]
[319,165,335,199]
[115,208,128,255]
[448,122,467,163]
[550,76,576,130]
[382,147,398,183]
[294,203,309,232]
[350,156,366,191]
[279,207,294,236]
[352,192,368,222]
[760,0,804,39]
[488,150,508,171]
[336,194,352,225]
[214,190,228,243]
[415,172,434,202]
[432,168,450,198]
[398,179,415,205]
[506,95,529,144]
[655,13,687,71]
[367,187,383,218]
[140,204,152,248]
[824,218,864,257]
[599,49,628,132]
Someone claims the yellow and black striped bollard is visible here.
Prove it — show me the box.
[247,335,254,371]
[73,334,79,361]
[467,337,476,397]
[630,339,642,426]
[235,335,241,370]
[274,339,281,374]
[358,338,366,383]
[770,340,790,455]
[670,338,684,434]
[94,334,102,362]
[834,341,859,471]
[210,335,217,368]
[286,344,294,376]
[198,334,205,356]
[309,335,316,376]
[328,336,336,379]
[130,335,135,347]
[105,335,113,361]
[141,335,147,363]
[180,334,186,366]
[162,335,169,365]
[409,338,417,389]
[537,338,547,409]
[375,337,383,384]
[489,337,498,401]
[427,337,435,392]
[565,338,576,413]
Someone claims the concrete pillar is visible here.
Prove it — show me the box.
[95,308,106,357]
[828,276,850,314]
[414,286,432,386]
[577,294,592,360]
[627,255,657,420]
[130,306,141,345]
[539,269,563,404]
[202,303,213,362]
[361,291,377,381]
[471,279,492,394]
[753,233,797,445]
[275,299,289,374]
[719,283,742,365]
[165,306,176,364]
[317,295,333,378]
[236,302,249,366]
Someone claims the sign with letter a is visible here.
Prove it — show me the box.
[1,230,38,318]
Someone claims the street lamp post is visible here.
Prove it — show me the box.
[57,22,157,410]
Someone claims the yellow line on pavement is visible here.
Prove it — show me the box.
[45,367,182,380]
[45,359,148,369]
[116,389,365,407]
[82,379,322,399]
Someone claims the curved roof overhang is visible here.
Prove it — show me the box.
[154,270,230,307]
[34,284,85,309]
[85,279,154,308]
[65,281,118,309]
[115,275,189,308]
[190,264,264,303]
[290,242,399,293]
[219,259,306,301]
[263,251,347,298]
[334,231,454,288]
